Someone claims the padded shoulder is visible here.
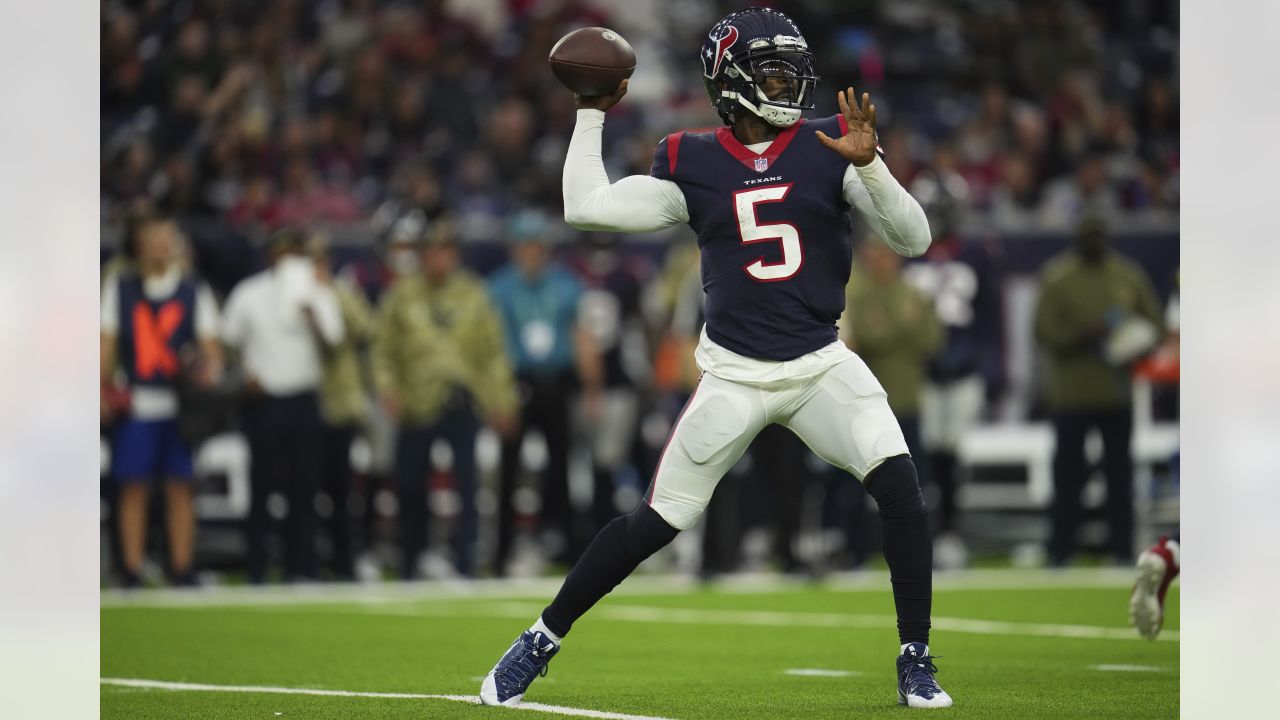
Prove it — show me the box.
[650,129,720,181]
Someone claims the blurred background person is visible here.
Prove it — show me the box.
[371,219,516,579]
[101,212,222,587]
[566,233,654,534]
[222,228,344,583]
[903,175,1006,568]
[845,238,943,485]
[1034,217,1162,566]
[488,209,603,573]
[308,232,373,581]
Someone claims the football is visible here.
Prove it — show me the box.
[548,27,636,97]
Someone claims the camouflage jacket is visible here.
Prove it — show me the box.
[371,272,516,424]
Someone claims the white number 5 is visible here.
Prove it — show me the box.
[734,184,803,282]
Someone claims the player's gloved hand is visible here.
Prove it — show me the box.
[575,79,629,112]
[815,87,879,167]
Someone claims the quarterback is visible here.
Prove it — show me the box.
[482,7,951,709]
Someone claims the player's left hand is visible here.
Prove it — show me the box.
[815,87,879,167]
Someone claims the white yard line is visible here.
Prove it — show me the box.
[783,669,860,677]
[345,601,1178,643]
[100,568,1151,609]
[1090,664,1168,672]
[100,678,676,720]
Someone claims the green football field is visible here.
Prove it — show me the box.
[101,569,1178,719]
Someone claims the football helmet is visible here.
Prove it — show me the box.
[701,8,819,128]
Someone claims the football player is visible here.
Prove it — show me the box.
[482,8,951,709]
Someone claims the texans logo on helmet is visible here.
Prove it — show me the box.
[708,25,738,77]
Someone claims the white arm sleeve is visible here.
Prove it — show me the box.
[843,156,932,257]
[563,109,689,232]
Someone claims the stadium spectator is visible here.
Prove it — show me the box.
[101,213,222,587]
[1034,217,1162,565]
[488,209,603,572]
[309,232,373,580]
[222,228,345,583]
[566,233,654,532]
[371,218,516,579]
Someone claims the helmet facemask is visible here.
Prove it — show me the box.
[707,36,819,128]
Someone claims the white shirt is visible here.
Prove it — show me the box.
[101,265,220,420]
[221,258,344,396]
[562,108,931,381]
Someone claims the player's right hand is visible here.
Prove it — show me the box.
[575,79,628,112]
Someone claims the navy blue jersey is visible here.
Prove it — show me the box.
[651,115,854,361]
[903,235,1005,385]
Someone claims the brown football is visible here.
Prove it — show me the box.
[548,27,636,97]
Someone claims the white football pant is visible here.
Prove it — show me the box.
[646,354,909,530]
[920,374,985,453]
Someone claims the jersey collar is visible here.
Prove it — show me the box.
[715,120,803,173]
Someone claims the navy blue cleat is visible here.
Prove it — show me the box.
[896,642,953,708]
[480,630,560,706]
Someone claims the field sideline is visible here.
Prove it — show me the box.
[101,568,1178,719]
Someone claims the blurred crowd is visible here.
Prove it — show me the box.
[101,0,1178,247]
[99,0,1180,586]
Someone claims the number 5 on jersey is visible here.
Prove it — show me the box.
[734,184,803,282]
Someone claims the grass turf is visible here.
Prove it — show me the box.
[101,571,1178,719]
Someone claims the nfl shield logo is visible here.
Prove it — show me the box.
[753,157,769,173]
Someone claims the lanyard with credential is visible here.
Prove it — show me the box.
[511,277,560,362]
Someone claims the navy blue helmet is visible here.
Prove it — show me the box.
[700,8,819,128]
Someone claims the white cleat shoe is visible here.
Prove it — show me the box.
[1130,537,1179,640]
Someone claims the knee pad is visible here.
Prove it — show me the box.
[610,503,679,564]
[864,455,927,521]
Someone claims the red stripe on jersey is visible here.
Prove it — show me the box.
[667,132,684,176]
[714,121,802,172]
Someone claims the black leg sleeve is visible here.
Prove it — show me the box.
[541,503,679,638]
[864,455,932,646]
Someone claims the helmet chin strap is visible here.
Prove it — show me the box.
[734,90,801,128]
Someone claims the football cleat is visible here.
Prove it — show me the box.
[1130,536,1180,640]
[897,643,953,708]
[479,630,560,706]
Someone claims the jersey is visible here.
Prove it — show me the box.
[567,249,652,389]
[650,115,854,361]
[902,234,1004,384]
[116,273,198,389]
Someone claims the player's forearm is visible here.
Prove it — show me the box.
[849,157,932,257]
[563,110,688,232]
